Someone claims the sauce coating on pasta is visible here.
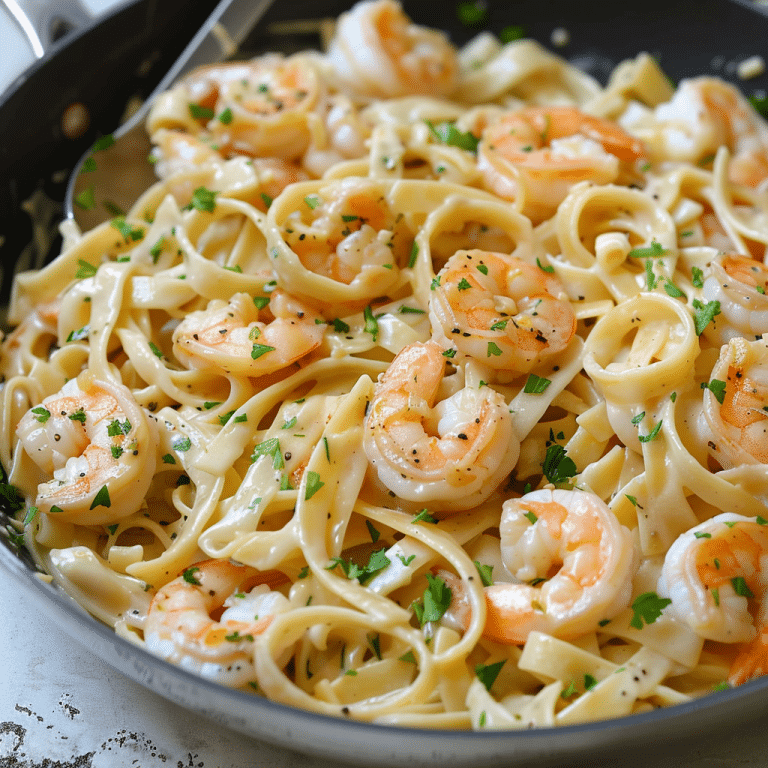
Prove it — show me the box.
[3,0,768,731]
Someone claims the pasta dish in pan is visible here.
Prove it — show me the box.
[3,0,768,730]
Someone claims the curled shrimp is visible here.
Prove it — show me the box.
[702,255,768,343]
[477,106,646,221]
[702,335,768,469]
[275,178,412,303]
[653,78,768,188]
[144,559,289,688]
[429,249,576,376]
[151,129,308,210]
[327,0,458,99]
[15,372,159,525]
[172,290,325,377]
[151,54,321,160]
[482,488,637,644]
[658,513,768,685]
[363,340,519,511]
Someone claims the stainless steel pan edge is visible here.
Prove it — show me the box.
[2,0,768,764]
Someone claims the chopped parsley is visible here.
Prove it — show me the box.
[701,379,727,404]
[638,420,663,443]
[75,259,98,279]
[31,406,50,423]
[182,566,201,585]
[412,508,438,524]
[425,120,480,153]
[184,187,218,213]
[326,548,390,584]
[523,374,551,394]
[629,591,671,629]
[251,437,284,469]
[475,660,506,692]
[251,343,275,359]
[542,443,577,484]
[363,305,379,342]
[474,561,494,586]
[90,485,111,509]
[411,572,452,626]
[304,471,325,500]
[692,298,721,335]
[628,240,667,259]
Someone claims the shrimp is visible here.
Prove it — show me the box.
[327,0,458,99]
[151,129,308,210]
[15,372,159,525]
[701,335,768,469]
[144,559,289,688]
[172,290,325,377]
[482,488,637,644]
[702,255,768,343]
[658,513,768,685]
[477,106,646,221]
[154,54,321,160]
[280,179,412,285]
[428,249,576,376]
[363,340,519,511]
[653,77,768,188]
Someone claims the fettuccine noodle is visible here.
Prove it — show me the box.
[3,0,768,730]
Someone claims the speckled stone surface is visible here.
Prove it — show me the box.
[2,582,768,768]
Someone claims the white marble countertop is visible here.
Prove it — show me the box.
[2,579,768,768]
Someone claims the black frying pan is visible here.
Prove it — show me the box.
[2,2,768,764]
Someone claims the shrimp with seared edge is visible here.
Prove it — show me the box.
[144,559,289,688]
[702,255,768,344]
[275,178,412,306]
[429,249,576,377]
[659,513,768,686]
[477,106,646,221]
[327,0,458,99]
[652,77,768,189]
[149,54,321,161]
[363,340,519,511]
[172,290,325,377]
[151,129,308,212]
[701,335,768,469]
[15,372,159,525]
[481,488,637,644]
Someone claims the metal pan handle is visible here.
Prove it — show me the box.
[1,0,93,57]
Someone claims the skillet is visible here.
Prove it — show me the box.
[1,1,768,765]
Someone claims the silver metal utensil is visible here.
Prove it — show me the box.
[63,0,275,231]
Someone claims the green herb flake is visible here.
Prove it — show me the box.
[629,591,672,629]
[90,485,111,510]
[75,259,98,278]
[500,25,525,42]
[398,554,417,567]
[251,437,284,470]
[487,341,503,357]
[542,443,577,484]
[305,471,325,500]
[412,508,438,524]
[173,437,192,452]
[366,520,381,543]
[425,120,480,153]
[332,318,350,333]
[638,420,663,443]
[182,566,201,585]
[185,187,218,213]
[691,266,704,288]
[536,257,555,274]
[161,454,176,465]
[68,408,87,424]
[584,673,598,691]
[304,194,322,209]
[524,374,551,394]
[218,107,234,124]
[663,279,686,299]
[149,341,164,359]
[251,343,275,359]
[31,406,51,423]
[731,576,755,598]
[412,572,452,626]
[628,240,667,259]
[694,531,712,539]
[692,298,721,335]
[363,305,379,342]
[399,651,417,664]
[702,379,727,405]
[523,510,538,525]
[475,660,506,692]
[474,561,494,587]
